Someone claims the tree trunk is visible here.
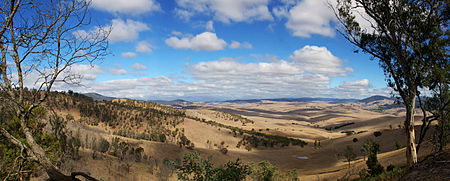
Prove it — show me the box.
[18,117,98,181]
[405,96,418,168]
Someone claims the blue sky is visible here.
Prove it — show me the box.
[49,0,391,101]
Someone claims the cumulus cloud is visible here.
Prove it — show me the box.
[91,0,160,15]
[284,0,336,37]
[37,46,386,101]
[273,0,375,38]
[121,52,138,58]
[108,19,150,43]
[165,32,227,51]
[229,41,253,49]
[66,64,104,80]
[175,0,273,23]
[333,79,390,98]
[289,45,353,76]
[132,63,148,70]
[107,66,129,75]
[136,41,153,53]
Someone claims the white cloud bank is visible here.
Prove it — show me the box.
[38,45,387,101]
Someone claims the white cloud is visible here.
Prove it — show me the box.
[132,63,148,70]
[65,64,104,81]
[121,52,138,58]
[35,46,386,101]
[206,20,214,31]
[91,0,160,15]
[289,45,353,76]
[109,19,150,43]
[284,0,336,38]
[107,66,129,75]
[136,41,153,53]
[175,0,273,23]
[273,0,375,38]
[332,79,389,98]
[165,32,227,51]
[229,41,253,49]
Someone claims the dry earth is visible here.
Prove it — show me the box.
[34,98,436,181]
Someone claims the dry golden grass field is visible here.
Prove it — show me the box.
[31,96,438,181]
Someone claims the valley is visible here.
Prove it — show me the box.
[28,93,435,180]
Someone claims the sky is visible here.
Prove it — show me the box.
[32,0,393,101]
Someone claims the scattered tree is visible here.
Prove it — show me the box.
[343,145,357,168]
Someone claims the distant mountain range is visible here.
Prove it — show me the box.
[149,99,192,106]
[224,97,360,104]
[83,93,115,101]
[83,92,398,106]
[358,95,396,103]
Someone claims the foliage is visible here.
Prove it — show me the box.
[99,138,110,153]
[168,152,250,181]
[168,152,299,181]
[0,109,79,180]
[335,0,448,167]
[249,161,278,181]
[363,140,384,176]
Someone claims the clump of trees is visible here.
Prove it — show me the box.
[168,152,299,181]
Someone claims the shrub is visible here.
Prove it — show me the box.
[250,161,278,181]
[220,148,228,155]
[395,141,402,149]
[353,138,358,142]
[364,140,384,176]
[373,131,382,137]
[167,152,250,181]
[99,138,110,153]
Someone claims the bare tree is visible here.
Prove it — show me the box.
[0,0,108,180]
[334,0,448,167]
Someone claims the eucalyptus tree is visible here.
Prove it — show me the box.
[335,0,448,167]
[0,0,109,180]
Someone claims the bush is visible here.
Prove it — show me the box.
[386,165,395,172]
[250,161,278,181]
[99,138,110,153]
[353,138,358,142]
[220,148,228,155]
[364,140,384,176]
[167,152,250,181]
[373,131,382,137]
[395,141,402,149]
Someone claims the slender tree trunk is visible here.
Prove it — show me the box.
[405,96,418,167]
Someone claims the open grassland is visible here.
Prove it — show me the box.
[31,93,435,180]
